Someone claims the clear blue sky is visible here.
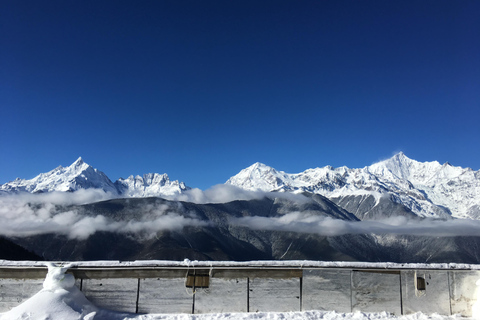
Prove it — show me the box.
[1,1,479,189]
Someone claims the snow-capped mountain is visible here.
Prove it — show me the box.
[0,157,118,194]
[115,173,189,197]
[226,153,480,220]
[369,153,480,220]
[0,158,189,198]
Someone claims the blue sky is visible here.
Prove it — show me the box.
[1,0,479,190]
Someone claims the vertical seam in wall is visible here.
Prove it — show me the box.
[350,270,353,313]
[299,275,303,311]
[447,271,453,316]
[247,277,250,313]
[192,271,196,314]
[399,272,404,315]
[135,278,140,314]
[79,278,83,292]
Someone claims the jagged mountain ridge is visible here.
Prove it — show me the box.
[1,153,479,220]
[0,157,189,197]
[226,153,480,220]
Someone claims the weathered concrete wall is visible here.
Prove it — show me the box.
[138,278,193,314]
[302,269,351,312]
[449,270,480,317]
[0,266,479,316]
[352,271,401,315]
[195,277,247,314]
[249,277,301,312]
[0,278,44,312]
[81,278,138,313]
[401,270,451,315]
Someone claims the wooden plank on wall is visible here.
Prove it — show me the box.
[0,268,47,279]
[302,269,351,313]
[71,268,187,279]
[81,278,138,313]
[249,277,301,313]
[401,270,451,315]
[0,279,44,312]
[352,271,401,315]
[194,277,248,314]
[137,278,193,314]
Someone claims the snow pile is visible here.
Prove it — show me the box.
[0,263,98,320]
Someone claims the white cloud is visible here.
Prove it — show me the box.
[174,184,310,204]
[231,213,480,237]
[1,189,479,240]
[0,190,208,240]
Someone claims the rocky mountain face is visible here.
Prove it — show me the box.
[226,153,480,220]
[0,157,189,198]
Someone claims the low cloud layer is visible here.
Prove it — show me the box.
[173,184,311,204]
[231,212,480,237]
[0,190,208,240]
[1,189,480,240]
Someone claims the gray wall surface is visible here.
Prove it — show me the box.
[352,271,401,315]
[0,278,44,312]
[449,270,480,317]
[401,270,451,315]
[81,278,139,313]
[302,269,351,312]
[138,278,193,314]
[195,277,248,314]
[0,267,479,316]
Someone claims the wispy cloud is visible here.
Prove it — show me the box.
[0,190,208,240]
[1,188,479,240]
[231,212,480,237]
[173,184,310,204]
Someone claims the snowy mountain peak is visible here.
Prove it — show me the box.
[370,152,417,174]
[0,158,117,194]
[0,158,190,198]
[114,173,189,197]
[244,162,276,173]
[227,154,480,220]
[72,156,85,167]
[226,163,288,192]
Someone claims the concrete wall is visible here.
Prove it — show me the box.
[302,269,351,312]
[449,271,480,317]
[0,267,479,316]
[352,271,401,315]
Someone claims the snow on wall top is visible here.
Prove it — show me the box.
[1,259,479,271]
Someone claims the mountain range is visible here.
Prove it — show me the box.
[2,153,479,220]
[227,153,480,220]
[1,153,480,263]
[0,157,189,197]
